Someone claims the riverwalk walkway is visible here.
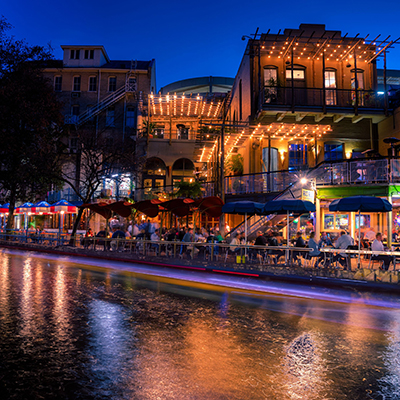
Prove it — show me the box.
[1,235,400,294]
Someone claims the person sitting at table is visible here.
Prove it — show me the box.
[83,228,94,249]
[229,233,242,256]
[318,231,332,248]
[150,229,160,253]
[307,232,325,268]
[180,228,193,257]
[95,228,109,251]
[251,231,267,260]
[266,231,284,264]
[333,230,354,269]
[292,231,307,266]
[364,228,376,242]
[111,226,126,251]
[371,232,394,271]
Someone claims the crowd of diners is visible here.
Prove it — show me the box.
[76,215,398,270]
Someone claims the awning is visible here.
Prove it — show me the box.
[50,200,78,214]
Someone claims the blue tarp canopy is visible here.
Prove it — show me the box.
[329,196,392,212]
[222,201,266,215]
[263,199,316,214]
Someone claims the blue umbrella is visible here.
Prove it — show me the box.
[222,201,266,215]
[263,199,316,214]
[329,196,392,213]
[263,199,316,246]
[329,196,392,267]
[222,201,266,247]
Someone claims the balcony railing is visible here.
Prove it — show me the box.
[262,86,385,110]
[134,182,215,202]
[225,158,400,196]
[144,131,197,141]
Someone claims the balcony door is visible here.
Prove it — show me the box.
[351,69,365,105]
[263,66,278,104]
[288,140,307,170]
[325,69,337,105]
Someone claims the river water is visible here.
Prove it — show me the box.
[1,249,400,399]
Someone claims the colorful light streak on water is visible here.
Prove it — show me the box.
[0,248,400,399]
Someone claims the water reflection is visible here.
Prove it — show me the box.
[1,250,400,399]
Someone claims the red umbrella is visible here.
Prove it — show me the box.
[161,198,195,217]
[106,201,134,218]
[132,199,161,218]
[80,202,113,219]
[194,196,224,218]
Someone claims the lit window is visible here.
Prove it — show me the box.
[324,143,343,161]
[286,69,305,80]
[288,142,307,169]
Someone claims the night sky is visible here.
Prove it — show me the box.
[3,0,400,90]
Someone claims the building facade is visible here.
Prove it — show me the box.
[43,45,156,201]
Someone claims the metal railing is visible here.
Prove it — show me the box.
[1,233,399,280]
[225,158,400,197]
[146,131,197,141]
[262,86,385,110]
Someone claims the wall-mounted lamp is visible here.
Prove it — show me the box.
[346,151,352,159]
[279,150,286,163]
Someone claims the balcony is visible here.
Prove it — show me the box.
[262,87,385,113]
[141,130,197,141]
[225,158,400,197]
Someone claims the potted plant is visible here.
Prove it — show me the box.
[225,154,244,176]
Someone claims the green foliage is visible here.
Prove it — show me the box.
[174,181,202,199]
[0,17,65,228]
[225,154,244,176]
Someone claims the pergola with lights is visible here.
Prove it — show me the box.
[149,93,222,118]
[256,26,399,66]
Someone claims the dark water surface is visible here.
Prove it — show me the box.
[1,250,400,399]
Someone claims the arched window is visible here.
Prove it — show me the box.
[324,142,343,161]
[172,158,195,185]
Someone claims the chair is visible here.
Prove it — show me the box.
[368,256,384,269]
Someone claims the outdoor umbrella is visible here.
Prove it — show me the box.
[0,203,9,214]
[132,200,162,218]
[263,199,316,243]
[31,201,51,214]
[222,201,266,245]
[50,200,77,214]
[329,195,392,267]
[193,196,224,218]
[16,202,34,230]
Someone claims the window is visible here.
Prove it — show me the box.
[88,76,97,92]
[127,77,136,91]
[286,69,305,80]
[71,105,79,124]
[288,141,307,169]
[84,49,94,59]
[54,76,62,92]
[177,124,189,139]
[108,77,117,92]
[73,76,81,92]
[264,66,278,86]
[70,49,80,60]
[106,107,115,127]
[126,107,135,128]
[264,66,278,103]
[324,143,343,161]
[325,69,337,105]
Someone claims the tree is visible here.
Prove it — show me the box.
[0,17,65,230]
[174,181,202,199]
[60,124,137,242]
